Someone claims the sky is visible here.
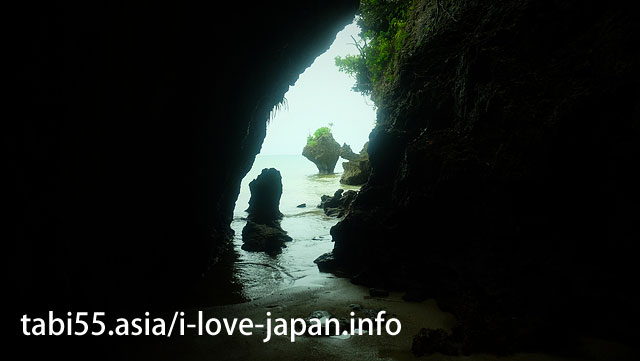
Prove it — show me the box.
[259,20,377,155]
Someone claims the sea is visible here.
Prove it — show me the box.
[230,154,360,301]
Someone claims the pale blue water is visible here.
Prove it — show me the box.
[231,154,360,301]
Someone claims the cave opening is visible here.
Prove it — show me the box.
[230,19,375,301]
[12,0,640,359]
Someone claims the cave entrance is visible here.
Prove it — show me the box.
[232,19,375,301]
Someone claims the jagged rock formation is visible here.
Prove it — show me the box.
[303,133,369,176]
[302,131,342,174]
[340,160,370,185]
[320,0,640,354]
[242,168,290,253]
[340,142,370,185]
[339,143,360,161]
[317,189,358,217]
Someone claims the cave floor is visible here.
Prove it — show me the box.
[122,274,630,361]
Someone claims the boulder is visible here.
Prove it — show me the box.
[318,189,344,209]
[340,142,370,185]
[339,143,360,161]
[302,132,342,174]
[318,189,357,217]
[241,220,292,254]
[314,252,339,273]
[246,168,283,223]
[340,160,370,185]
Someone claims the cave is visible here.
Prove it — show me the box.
[10,0,639,360]
[229,19,375,303]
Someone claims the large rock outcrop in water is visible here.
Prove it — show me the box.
[321,0,640,354]
[302,131,342,173]
[246,168,284,223]
[242,168,291,253]
[10,0,359,319]
[339,143,360,161]
[303,133,370,178]
[340,142,370,185]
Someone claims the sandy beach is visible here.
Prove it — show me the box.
[119,273,631,361]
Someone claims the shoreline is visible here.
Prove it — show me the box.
[126,273,627,361]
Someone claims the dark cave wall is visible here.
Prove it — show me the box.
[10,1,359,310]
[328,0,640,348]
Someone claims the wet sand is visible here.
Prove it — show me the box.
[124,273,629,361]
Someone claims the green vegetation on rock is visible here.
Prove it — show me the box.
[335,0,415,99]
[303,125,345,174]
[306,126,332,147]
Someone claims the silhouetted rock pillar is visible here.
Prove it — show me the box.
[242,168,291,253]
[246,168,284,224]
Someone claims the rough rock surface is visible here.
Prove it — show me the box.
[340,143,360,161]
[322,0,640,354]
[303,135,368,178]
[318,189,357,218]
[340,161,370,185]
[340,142,370,185]
[302,132,342,174]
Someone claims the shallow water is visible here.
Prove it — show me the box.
[230,154,359,301]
